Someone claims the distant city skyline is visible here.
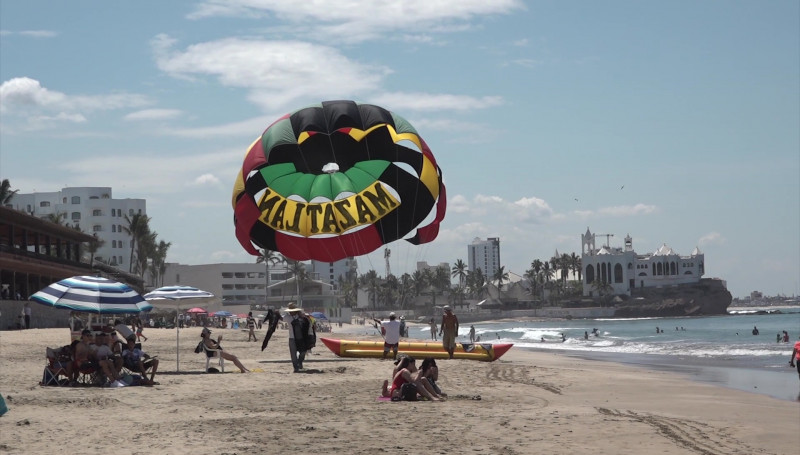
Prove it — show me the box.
[2,1,797,298]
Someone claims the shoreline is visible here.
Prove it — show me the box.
[1,327,797,454]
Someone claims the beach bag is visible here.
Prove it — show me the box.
[194,341,204,354]
[400,382,418,401]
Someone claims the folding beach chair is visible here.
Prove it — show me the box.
[202,343,224,373]
[42,347,70,386]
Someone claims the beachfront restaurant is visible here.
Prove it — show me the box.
[0,205,95,329]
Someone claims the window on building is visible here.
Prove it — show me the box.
[40,201,50,207]
[93,225,102,232]
[71,196,80,204]
[111,209,116,216]
[234,272,246,278]
[129,209,134,215]
[92,209,102,216]
[71,212,81,220]
[222,272,234,278]
[112,225,116,233]
[112,240,116,248]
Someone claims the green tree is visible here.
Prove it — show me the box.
[570,252,582,282]
[150,240,172,286]
[493,265,509,291]
[257,249,283,305]
[86,233,105,265]
[451,259,468,288]
[287,260,307,305]
[0,179,18,205]
[359,269,380,309]
[123,213,151,273]
[44,212,67,225]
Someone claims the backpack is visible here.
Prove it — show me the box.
[400,382,418,401]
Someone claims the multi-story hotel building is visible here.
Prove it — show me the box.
[10,187,146,269]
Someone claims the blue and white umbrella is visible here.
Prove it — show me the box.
[144,286,215,303]
[144,285,215,372]
[30,275,152,314]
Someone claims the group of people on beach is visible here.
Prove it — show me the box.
[45,319,159,387]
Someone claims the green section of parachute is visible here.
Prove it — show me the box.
[260,160,391,201]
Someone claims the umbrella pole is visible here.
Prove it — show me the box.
[176,309,180,372]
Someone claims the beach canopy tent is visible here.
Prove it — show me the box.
[144,286,214,372]
[310,312,328,320]
[212,310,234,317]
[30,276,152,314]
[186,307,208,314]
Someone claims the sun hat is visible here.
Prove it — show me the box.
[285,302,303,313]
[389,312,396,317]
[443,305,451,311]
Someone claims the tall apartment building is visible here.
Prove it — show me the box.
[9,187,146,269]
[468,237,501,277]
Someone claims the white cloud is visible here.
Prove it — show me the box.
[698,231,725,246]
[370,92,503,112]
[187,0,525,43]
[192,174,222,186]
[19,30,58,38]
[152,35,389,111]
[0,77,151,114]
[448,193,554,223]
[124,109,183,121]
[573,203,658,219]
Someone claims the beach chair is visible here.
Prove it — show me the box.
[202,343,225,373]
[42,347,70,386]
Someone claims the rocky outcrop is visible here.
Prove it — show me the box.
[612,278,732,318]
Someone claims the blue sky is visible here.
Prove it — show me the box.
[1,1,798,298]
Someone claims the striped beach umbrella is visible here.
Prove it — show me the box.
[143,286,215,303]
[144,285,215,372]
[30,275,152,314]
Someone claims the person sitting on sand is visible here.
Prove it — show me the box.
[122,339,160,385]
[200,328,250,373]
[91,332,124,386]
[418,357,445,397]
[381,356,443,401]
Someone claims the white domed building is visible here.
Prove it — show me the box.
[581,227,704,297]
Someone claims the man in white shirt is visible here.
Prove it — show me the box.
[375,313,401,360]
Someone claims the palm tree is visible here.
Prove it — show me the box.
[411,270,427,297]
[44,212,67,225]
[257,249,283,305]
[359,269,380,309]
[527,259,543,298]
[151,240,172,286]
[287,260,307,305]
[451,259,468,288]
[466,268,486,298]
[86,233,105,265]
[123,213,151,273]
[560,253,572,286]
[134,230,157,280]
[493,265,509,291]
[0,179,18,205]
[570,252,582,282]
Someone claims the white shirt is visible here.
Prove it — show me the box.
[382,319,401,344]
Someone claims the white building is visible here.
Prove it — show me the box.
[10,187,146,269]
[468,237,501,276]
[310,258,358,290]
[162,262,338,313]
[581,227,704,297]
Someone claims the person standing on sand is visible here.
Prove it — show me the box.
[23,302,31,329]
[429,318,437,341]
[439,305,459,359]
[789,336,800,380]
[246,312,257,342]
[469,325,476,343]
[374,313,401,360]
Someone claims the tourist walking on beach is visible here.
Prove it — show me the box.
[285,303,313,372]
[374,312,401,360]
[469,325,476,343]
[23,302,31,329]
[429,318,437,340]
[790,336,800,381]
[439,305,459,359]
[246,312,257,342]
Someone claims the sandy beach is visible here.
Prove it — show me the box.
[0,324,797,455]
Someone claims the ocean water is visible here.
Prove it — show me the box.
[413,308,800,401]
